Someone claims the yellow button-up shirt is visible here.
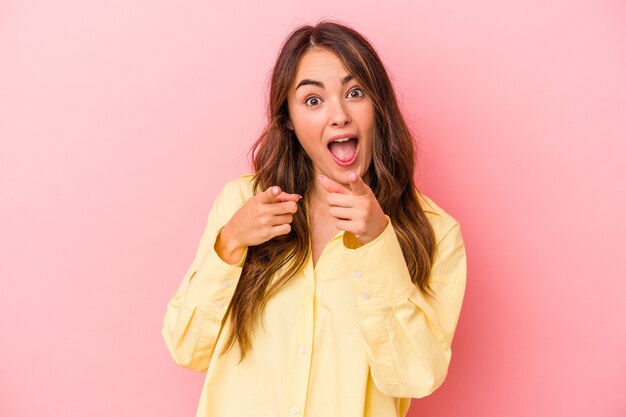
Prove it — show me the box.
[162,174,467,417]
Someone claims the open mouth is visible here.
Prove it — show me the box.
[328,137,359,166]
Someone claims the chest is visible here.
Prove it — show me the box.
[308,206,341,268]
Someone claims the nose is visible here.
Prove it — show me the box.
[329,98,351,127]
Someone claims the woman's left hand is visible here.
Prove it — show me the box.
[318,172,388,245]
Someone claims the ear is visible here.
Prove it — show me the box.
[286,118,294,130]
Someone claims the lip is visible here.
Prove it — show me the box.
[326,132,359,147]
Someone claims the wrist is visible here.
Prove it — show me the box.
[215,223,246,265]
[359,214,389,245]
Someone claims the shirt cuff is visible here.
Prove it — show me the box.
[341,215,415,310]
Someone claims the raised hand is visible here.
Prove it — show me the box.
[318,172,388,245]
[215,185,301,264]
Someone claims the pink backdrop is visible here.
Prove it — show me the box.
[1,1,625,416]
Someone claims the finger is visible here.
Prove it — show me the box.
[274,192,303,203]
[327,192,354,208]
[334,219,354,233]
[259,186,282,203]
[347,172,369,196]
[271,223,292,237]
[268,200,299,215]
[268,213,294,226]
[328,206,353,220]
[318,174,349,195]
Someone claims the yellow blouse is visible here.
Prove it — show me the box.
[162,173,467,417]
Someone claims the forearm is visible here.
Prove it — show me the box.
[344,217,467,397]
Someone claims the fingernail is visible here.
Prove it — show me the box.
[296,194,303,200]
[272,187,279,195]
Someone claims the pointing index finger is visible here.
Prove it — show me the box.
[274,192,303,203]
[261,186,302,203]
[318,174,349,195]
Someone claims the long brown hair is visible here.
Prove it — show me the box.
[220,20,436,362]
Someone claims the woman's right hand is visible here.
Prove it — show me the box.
[214,186,301,264]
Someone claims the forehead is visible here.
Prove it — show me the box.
[292,48,350,86]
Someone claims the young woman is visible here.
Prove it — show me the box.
[162,21,467,417]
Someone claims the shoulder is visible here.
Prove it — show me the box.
[219,173,256,199]
[210,173,257,216]
[415,190,461,242]
[416,190,466,284]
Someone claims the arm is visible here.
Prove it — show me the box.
[161,179,249,372]
[344,215,467,398]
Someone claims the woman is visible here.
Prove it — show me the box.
[162,21,467,417]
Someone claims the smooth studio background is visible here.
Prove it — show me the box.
[1,1,625,416]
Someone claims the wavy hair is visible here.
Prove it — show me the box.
[220,20,436,362]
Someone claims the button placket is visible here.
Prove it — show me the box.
[285,270,314,417]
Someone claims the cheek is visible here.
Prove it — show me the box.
[360,108,375,143]
[300,110,325,127]
[366,106,375,129]
[293,114,325,142]
[353,102,375,129]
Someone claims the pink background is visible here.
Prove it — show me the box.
[1,1,625,416]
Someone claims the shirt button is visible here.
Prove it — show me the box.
[362,292,370,300]
[215,301,225,308]
[290,405,299,414]
[222,280,230,287]
[353,271,363,279]
[298,344,307,354]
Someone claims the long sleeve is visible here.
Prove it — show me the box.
[161,178,250,372]
[343,214,467,398]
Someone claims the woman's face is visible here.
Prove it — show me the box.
[287,48,375,190]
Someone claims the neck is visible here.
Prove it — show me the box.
[307,183,329,210]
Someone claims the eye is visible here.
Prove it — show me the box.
[347,88,365,99]
[305,96,322,107]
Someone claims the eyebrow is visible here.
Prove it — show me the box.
[295,74,354,90]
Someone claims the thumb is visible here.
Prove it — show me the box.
[259,185,281,203]
[347,172,369,196]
